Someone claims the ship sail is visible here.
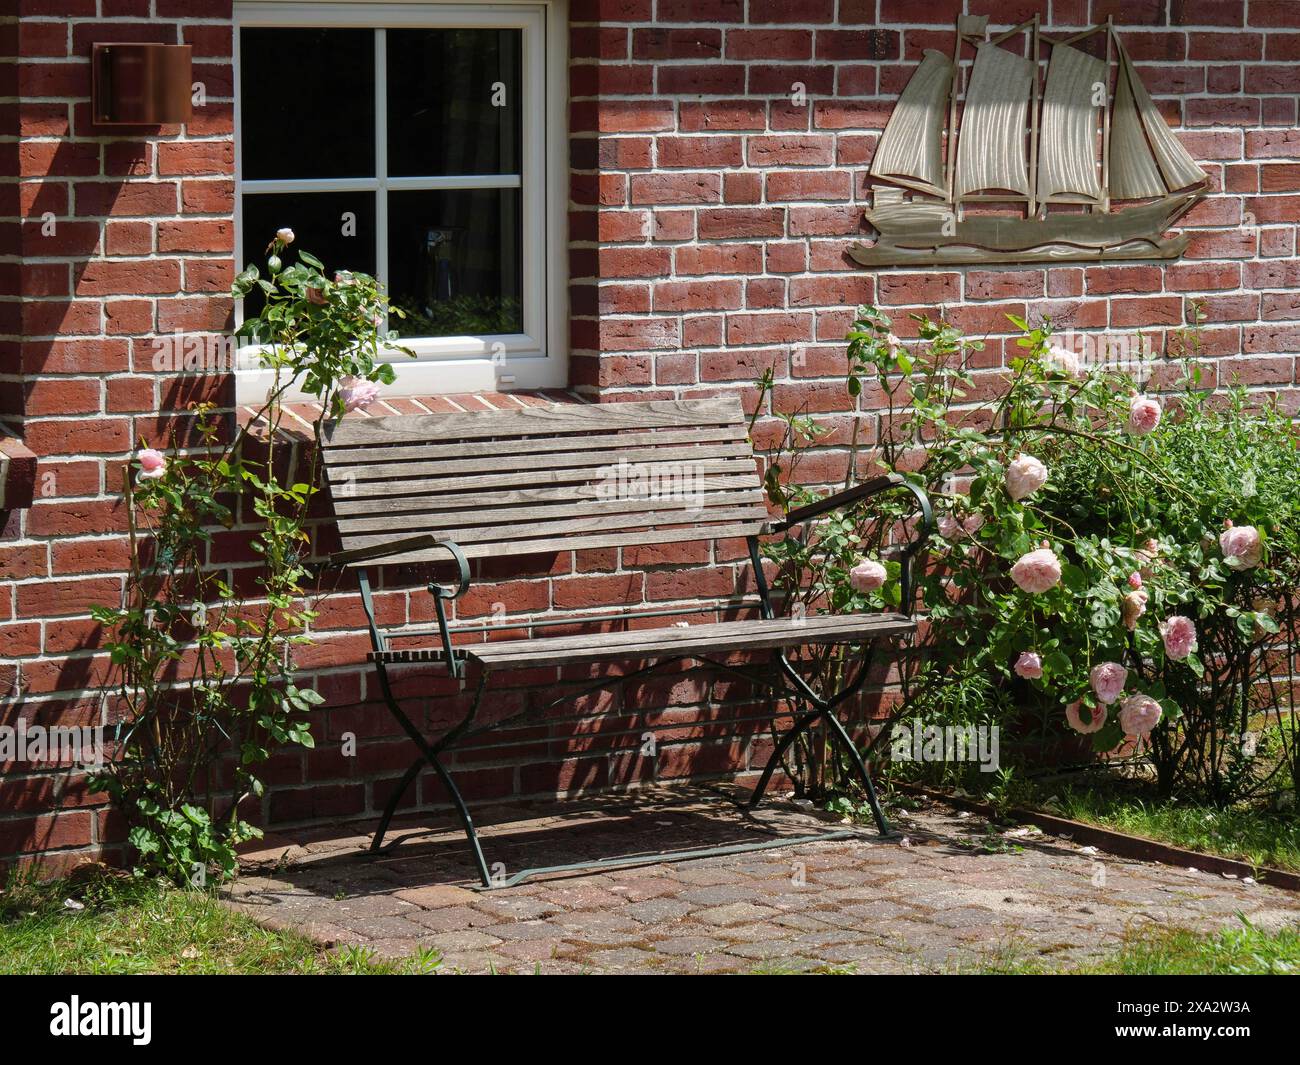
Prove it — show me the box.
[954,43,1037,201]
[1037,43,1107,202]
[869,49,953,199]
[1109,45,1208,199]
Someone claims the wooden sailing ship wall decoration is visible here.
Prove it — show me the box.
[849,15,1209,267]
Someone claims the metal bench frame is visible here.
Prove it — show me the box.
[322,401,931,888]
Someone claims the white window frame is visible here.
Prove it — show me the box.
[232,0,568,401]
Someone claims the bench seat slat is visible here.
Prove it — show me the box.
[368,613,916,669]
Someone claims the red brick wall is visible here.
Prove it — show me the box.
[3,0,1299,872]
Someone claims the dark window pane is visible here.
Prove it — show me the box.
[387,29,522,177]
[240,28,375,180]
[386,188,522,337]
[240,192,377,319]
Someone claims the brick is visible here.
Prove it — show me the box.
[1085,265,1162,295]
[158,219,233,253]
[725,29,813,60]
[878,272,961,306]
[766,170,851,201]
[598,317,681,351]
[752,0,834,20]
[679,100,766,131]
[657,65,746,95]
[697,208,785,239]
[655,136,744,168]
[746,134,835,167]
[629,173,722,205]
[675,244,763,275]
[653,279,744,312]
[157,140,234,177]
[631,28,721,59]
[74,181,179,217]
[17,577,123,618]
[725,312,813,345]
[74,259,181,296]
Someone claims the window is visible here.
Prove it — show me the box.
[233,1,567,400]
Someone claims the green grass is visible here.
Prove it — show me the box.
[1045,786,1300,874]
[972,918,1300,975]
[0,867,441,975]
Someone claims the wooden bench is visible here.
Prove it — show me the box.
[321,395,932,888]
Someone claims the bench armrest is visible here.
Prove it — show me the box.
[327,534,471,599]
[764,472,934,616]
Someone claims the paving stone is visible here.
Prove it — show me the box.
[552,909,642,936]
[331,893,421,919]
[647,935,726,956]
[694,901,779,927]
[472,894,563,921]
[422,929,505,952]
[406,905,497,932]
[481,919,565,942]
[395,884,480,909]
[334,914,432,939]
[621,897,693,924]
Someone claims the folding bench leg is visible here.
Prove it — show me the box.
[748,639,893,837]
[367,664,494,887]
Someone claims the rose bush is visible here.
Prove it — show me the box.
[756,303,1300,805]
[90,232,412,882]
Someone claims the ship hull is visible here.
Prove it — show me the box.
[849,192,1202,267]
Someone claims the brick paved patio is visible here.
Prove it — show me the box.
[225,788,1300,974]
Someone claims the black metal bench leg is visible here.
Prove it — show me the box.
[370,757,424,853]
[747,706,821,810]
[424,754,493,888]
[819,709,891,836]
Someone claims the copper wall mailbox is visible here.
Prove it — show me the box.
[92,43,192,126]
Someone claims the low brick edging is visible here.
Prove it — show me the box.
[899,784,1300,893]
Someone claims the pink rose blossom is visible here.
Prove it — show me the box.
[1010,545,1061,594]
[137,448,167,481]
[1090,661,1128,705]
[939,510,983,541]
[1121,589,1148,631]
[275,227,294,244]
[1065,701,1107,735]
[1127,394,1162,435]
[1135,538,1160,579]
[1119,693,1163,737]
[1005,453,1048,502]
[1044,344,1082,377]
[1014,651,1043,680]
[1127,571,1143,590]
[1219,523,1263,570]
[339,376,381,413]
[1160,615,1198,661]
[849,559,888,593]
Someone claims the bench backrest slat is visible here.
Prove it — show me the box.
[322,396,768,563]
